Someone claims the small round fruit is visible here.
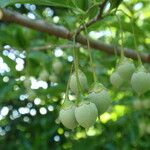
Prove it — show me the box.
[142,100,150,109]
[27,90,36,100]
[146,124,150,134]
[49,74,58,83]
[133,100,142,110]
[117,58,135,80]
[23,77,31,89]
[52,60,63,74]
[139,122,146,136]
[87,90,111,115]
[75,101,98,129]
[39,70,49,81]
[131,71,150,95]
[69,70,88,94]
[59,101,78,130]
[110,72,123,88]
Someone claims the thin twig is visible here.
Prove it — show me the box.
[76,0,109,35]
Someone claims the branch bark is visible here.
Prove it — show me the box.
[0,8,150,63]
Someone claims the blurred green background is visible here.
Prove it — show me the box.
[0,0,150,149]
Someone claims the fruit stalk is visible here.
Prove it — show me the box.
[84,24,97,83]
[73,35,82,98]
[115,14,124,59]
[131,17,142,66]
[65,65,73,100]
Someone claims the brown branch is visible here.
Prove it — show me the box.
[76,0,109,34]
[0,8,150,63]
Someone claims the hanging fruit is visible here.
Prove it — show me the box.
[87,83,111,115]
[39,69,49,81]
[110,72,123,88]
[49,74,58,83]
[23,77,31,89]
[131,66,150,95]
[69,70,88,94]
[52,60,63,74]
[75,101,98,129]
[27,89,36,100]
[59,100,78,130]
[116,57,135,80]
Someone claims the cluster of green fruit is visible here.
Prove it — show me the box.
[110,57,150,95]
[59,56,150,130]
[133,99,150,110]
[39,60,63,83]
[23,60,63,100]
[59,70,111,130]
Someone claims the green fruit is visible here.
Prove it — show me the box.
[39,69,49,81]
[89,83,105,93]
[59,101,78,130]
[27,90,36,100]
[139,122,146,136]
[87,89,111,115]
[49,74,58,83]
[142,100,150,109]
[23,77,31,89]
[117,58,135,80]
[69,70,88,94]
[133,100,142,109]
[52,60,63,74]
[75,101,98,129]
[110,72,123,88]
[131,70,150,95]
[146,124,150,134]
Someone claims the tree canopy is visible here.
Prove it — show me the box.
[0,0,150,150]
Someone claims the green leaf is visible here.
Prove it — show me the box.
[0,0,74,8]
[109,0,123,10]
[1,55,16,75]
[0,29,18,47]
[0,79,15,99]
[28,51,51,63]
[87,4,99,19]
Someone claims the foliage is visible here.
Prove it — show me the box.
[0,0,150,150]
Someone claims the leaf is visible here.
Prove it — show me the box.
[28,51,51,63]
[0,0,74,8]
[87,4,99,19]
[0,79,15,99]
[14,27,29,49]
[0,29,19,47]
[109,0,123,10]
[75,0,89,11]
[1,55,16,75]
